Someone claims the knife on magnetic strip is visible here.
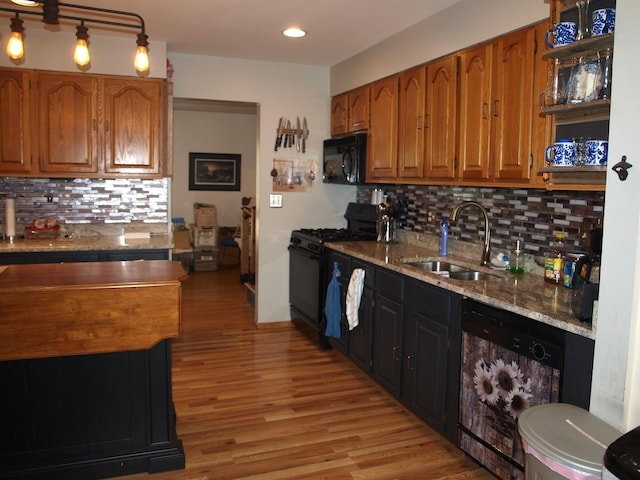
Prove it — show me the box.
[302,117,308,153]
[274,117,284,151]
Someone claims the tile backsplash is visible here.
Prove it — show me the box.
[358,185,605,255]
[1,177,168,237]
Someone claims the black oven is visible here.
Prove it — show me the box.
[322,133,367,184]
[289,203,377,347]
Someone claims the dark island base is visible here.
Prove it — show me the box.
[0,340,185,480]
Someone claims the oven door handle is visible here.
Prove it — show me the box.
[288,245,322,261]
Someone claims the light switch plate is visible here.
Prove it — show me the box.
[269,193,283,208]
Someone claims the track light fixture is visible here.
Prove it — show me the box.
[73,20,89,67]
[1,0,150,74]
[6,13,24,60]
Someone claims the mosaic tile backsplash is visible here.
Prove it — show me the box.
[1,177,169,237]
[357,185,605,256]
[1,177,605,255]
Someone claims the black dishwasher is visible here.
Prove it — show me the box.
[457,299,592,480]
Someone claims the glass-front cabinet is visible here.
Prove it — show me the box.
[539,0,616,190]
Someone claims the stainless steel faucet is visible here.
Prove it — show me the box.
[450,201,492,266]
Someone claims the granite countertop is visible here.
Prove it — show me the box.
[326,240,595,340]
[0,234,172,252]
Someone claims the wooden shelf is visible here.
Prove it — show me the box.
[541,98,610,115]
[543,34,614,58]
[540,166,607,189]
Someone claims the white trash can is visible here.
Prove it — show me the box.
[518,403,621,480]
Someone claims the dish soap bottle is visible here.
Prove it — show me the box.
[509,240,525,274]
[544,233,566,284]
[439,216,449,256]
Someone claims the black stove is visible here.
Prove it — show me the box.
[289,203,378,253]
[289,228,376,253]
[288,203,378,347]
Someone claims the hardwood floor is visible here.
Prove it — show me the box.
[112,266,495,480]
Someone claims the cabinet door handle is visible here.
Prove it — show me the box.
[493,100,499,117]
[424,113,429,129]
[393,345,400,361]
[407,354,414,371]
[416,116,422,130]
[481,102,488,119]
[93,119,97,131]
[105,120,109,132]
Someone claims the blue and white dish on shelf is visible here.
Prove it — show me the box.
[592,8,615,36]
[567,61,602,103]
[586,139,608,166]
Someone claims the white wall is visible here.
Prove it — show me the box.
[0,29,166,77]
[331,0,548,95]
[168,54,356,324]
[172,109,257,227]
[592,0,640,431]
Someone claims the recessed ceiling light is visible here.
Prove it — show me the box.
[283,27,306,38]
[11,0,41,6]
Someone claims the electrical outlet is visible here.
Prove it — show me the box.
[579,221,592,246]
[427,208,435,224]
[269,193,283,208]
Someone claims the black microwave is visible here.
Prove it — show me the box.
[322,133,367,185]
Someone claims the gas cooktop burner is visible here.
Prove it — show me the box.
[292,228,375,243]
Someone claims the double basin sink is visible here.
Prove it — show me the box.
[400,259,504,282]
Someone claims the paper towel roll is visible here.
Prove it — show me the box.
[5,198,15,238]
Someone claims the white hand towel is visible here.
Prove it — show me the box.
[346,268,365,330]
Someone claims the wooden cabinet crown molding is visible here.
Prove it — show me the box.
[0,68,167,179]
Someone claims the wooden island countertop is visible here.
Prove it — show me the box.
[0,260,187,362]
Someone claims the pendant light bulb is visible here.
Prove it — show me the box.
[6,14,24,60]
[74,22,90,67]
[134,33,149,73]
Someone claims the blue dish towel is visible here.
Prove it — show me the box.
[324,262,342,338]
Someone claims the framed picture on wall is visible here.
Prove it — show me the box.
[188,153,241,191]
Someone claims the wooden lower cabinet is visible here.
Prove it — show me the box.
[348,259,375,372]
[401,279,462,443]
[0,340,184,480]
[372,269,404,396]
[0,249,169,265]
[325,250,351,354]
[326,249,463,441]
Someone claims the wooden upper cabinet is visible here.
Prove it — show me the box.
[348,86,369,133]
[0,69,32,174]
[331,86,369,136]
[103,78,163,175]
[36,73,100,174]
[424,56,459,180]
[458,24,538,183]
[330,93,349,136]
[397,66,425,179]
[367,76,399,181]
[2,69,165,178]
[491,27,535,182]
[458,43,493,181]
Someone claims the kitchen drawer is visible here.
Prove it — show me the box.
[376,268,404,303]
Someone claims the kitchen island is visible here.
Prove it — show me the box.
[0,260,186,480]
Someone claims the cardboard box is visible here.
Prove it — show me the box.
[193,246,218,271]
[194,203,217,228]
[191,226,218,247]
[173,230,191,250]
